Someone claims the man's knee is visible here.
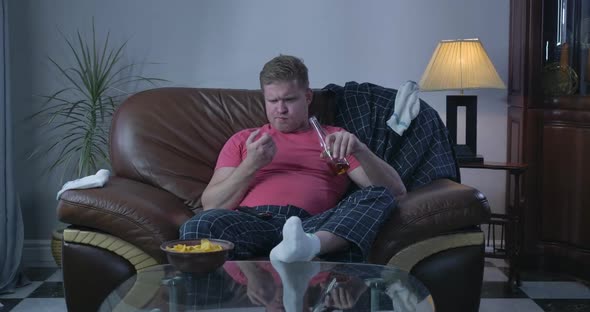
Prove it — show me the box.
[179,209,233,239]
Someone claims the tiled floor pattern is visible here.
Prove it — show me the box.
[480,258,590,312]
[0,268,66,312]
[1,259,589,311]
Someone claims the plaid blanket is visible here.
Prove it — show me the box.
[323,82,460,191]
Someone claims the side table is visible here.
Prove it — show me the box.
[458,161,528,290]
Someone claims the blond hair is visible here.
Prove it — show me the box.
[259,55,309,89]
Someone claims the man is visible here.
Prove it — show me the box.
[180,55,406,263]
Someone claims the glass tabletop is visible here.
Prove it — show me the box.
[99,261,434,312]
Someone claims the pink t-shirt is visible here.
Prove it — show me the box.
[216,124,360,215]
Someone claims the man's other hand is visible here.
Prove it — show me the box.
[245,129,276,171]
[325,130,367,160]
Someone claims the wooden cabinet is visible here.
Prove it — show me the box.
[509,0,590,280]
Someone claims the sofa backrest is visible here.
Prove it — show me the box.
[110,87,336,208]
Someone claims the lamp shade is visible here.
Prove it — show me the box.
[419,38,506,91]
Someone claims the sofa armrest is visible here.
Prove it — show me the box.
[369,179,490,264]
[57,176,195,263]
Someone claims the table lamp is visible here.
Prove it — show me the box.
[419,38,506,163]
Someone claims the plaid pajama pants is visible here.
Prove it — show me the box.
[179,186,395,262]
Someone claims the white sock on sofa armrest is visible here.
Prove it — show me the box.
[56,169,111,200]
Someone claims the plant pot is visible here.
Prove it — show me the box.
[51,228,64,268]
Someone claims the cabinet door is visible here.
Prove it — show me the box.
[540,0,590,97]
[539,111,590,249]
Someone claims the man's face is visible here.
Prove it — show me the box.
[263,80,312,133]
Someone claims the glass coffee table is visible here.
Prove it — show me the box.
[99,261,434,312]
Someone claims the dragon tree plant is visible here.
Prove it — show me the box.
[30,23,165,182]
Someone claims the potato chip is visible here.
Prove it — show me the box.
[165,239,223,253]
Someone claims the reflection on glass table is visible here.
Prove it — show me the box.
[99,260,434,312]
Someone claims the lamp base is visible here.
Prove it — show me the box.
[447,95,483,164]
[454,145,484,164]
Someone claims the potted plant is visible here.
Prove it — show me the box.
[30,23,166,267]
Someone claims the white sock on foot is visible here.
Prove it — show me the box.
[271,261,320,312]
[270,216,321,262]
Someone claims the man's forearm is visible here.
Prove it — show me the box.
[354,148,407,197]
[201,163,257,210]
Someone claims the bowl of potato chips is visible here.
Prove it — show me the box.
[160,238,234,273]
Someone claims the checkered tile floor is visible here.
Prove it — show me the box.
[0,267,65,312]
[1,259,589,311]
[480,258,590,312]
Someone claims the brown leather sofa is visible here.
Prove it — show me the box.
[57,87,490,312]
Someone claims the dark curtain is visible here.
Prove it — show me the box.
[0,0,25,295]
